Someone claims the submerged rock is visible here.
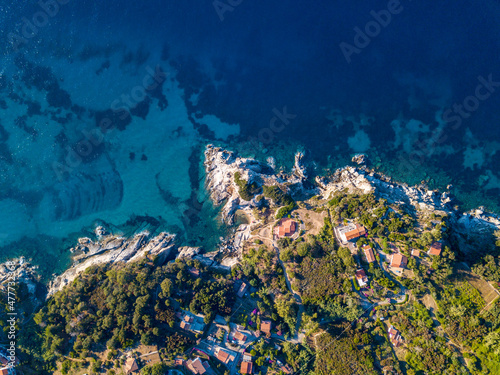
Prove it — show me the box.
[352,154,367,165]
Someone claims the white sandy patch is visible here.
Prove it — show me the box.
[348,130,371,153]
[463,147,485,170]
[391,118,429,154]
[482,170,500,191]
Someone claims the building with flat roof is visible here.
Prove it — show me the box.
[237,282,249,298]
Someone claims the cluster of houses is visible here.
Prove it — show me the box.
[337,221,444,292]
[389,241,442,274]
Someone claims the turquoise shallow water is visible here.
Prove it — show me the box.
[0,1,499,273]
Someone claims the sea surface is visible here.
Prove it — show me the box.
[0,1,499,274]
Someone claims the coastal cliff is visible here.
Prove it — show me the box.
[46,230,176,297]
[21,144,500,299]
[204,145,500,254]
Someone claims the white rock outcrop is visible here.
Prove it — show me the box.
[204,145,311,224]
[204,145,283,224]
[47,230,176,297]
[316,166,452,212]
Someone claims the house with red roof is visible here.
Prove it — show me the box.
[389,253,407,274]
[388,325,403,347]
[428,242,442,256]
[260,320,272,335]
[355,269,368,287]
[338,223,366,243]
[363,244,376,263]
[274,218,298,239]
[186,357,210,374]
[241,361,254,374]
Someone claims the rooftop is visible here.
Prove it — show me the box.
[241,361,253,374]
[125,357,139,374]
[274,218,298,238]
[363,245,376,263]
[428,242,442,256]
[187,357,210,374]
[390,253,407,269]
[234,331,247,342]
[261,320,272,334]
[344,224,366,241]
[355,269,367,280]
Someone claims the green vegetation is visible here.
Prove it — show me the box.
[27,259,234,373]
[234,171,261,201]
[263,185,297,218]
[233,245,296,333]
[9,185,500,375]
[314,323,377,375]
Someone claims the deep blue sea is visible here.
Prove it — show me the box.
[0,1,499,273]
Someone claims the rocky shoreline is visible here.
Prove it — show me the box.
[3,144,499,300]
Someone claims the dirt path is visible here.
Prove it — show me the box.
[272,240,305,343]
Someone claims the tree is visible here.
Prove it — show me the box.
[484,330,500,355]
[160,278,173,298]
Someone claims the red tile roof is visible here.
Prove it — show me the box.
[363,245,376,263]
[274,218,298,238]
[390,253,407,269]
[261,320,272,334]
[234,331,246,342]
[355,269,366,279]
[217,349,230,363]
[241,361,253,374]
[125,358,139,374]
[428,242,442,256]
[345,224,366,241]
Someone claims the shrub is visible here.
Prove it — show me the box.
[234,172,261,201]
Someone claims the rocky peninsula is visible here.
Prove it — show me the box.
[2,144,499,300]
